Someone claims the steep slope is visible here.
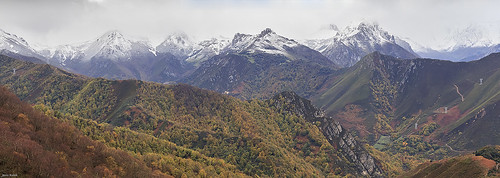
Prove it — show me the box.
[0,29,45,63]
[184,28,338,99]
[0,85,168,177]
[305,22,419,67]
[0,54,380,177]
[313,52,500,151]
[269,91,384,177]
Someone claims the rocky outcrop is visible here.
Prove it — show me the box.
[322,119,382,177]
[269,91,384,177]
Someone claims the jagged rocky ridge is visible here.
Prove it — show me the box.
[269,91,384,177]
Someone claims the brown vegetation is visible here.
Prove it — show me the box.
[401,154,497,178]
[0,85,166,177]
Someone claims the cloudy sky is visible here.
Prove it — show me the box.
[1,0,499,49]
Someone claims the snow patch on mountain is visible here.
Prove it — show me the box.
[45,30,156,64]
[0,29,42,59]
[186,37,230,63]
[442,25,497,51]
[42,42,89,65]
[413,24,500,61]
[155,33,231,64]
[224,28,300,56]
[156,32,195,58]
[303,22,419,67]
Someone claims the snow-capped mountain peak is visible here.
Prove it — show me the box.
[98,30,130,46]
[229,33,253,48]
[257,28,276,38]
[413,24,500,62]
[0,29,30,48]
[339,22,395,44]
[43,30,155,65]
[155,32,233,64]
[445,25,496,51]
[82,30,133,61]
[185,37,230,64]
[225,28,299,55]
[156,32,196,58]
[41,42,90,64]
[74,30,156,62]
[166,32,192,47]
[0,29,41,58]
[303,22,419,67]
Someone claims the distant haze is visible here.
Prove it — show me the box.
[1,0,499,49]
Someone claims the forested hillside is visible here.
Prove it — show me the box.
[0,54,376,177]
[314,52,500,151]
[0,85,168,177]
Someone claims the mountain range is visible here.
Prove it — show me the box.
[2,22,498,85]
[183,28,338,99]
[303,22,420,67]
[414,24,500,62]
[0,54,383,177]
[40,31,193,82]
[1,21,499,177]
[0,29,46,63]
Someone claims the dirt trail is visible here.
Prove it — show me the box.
[445,143,469,153]
[454,84,464,102]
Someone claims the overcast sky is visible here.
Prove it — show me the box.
[1,0,499,49]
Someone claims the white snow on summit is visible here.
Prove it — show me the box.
[155,33,231,64]
[444,24,499,51]
[85,30,155,61]
[224,28,299,56]
[45,30,156,64]
[340,22,397,49]
[0,29,41,59]
[42,42,90,65]
[186,37,230,63]
[156,32,196,58]
[303,22,419,67]
[411,23,500,62]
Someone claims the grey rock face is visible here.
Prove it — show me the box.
[270,91,384,177]
[322,120,383,177]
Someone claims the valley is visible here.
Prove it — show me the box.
[1,19,499,177]
[0,55,380,177]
